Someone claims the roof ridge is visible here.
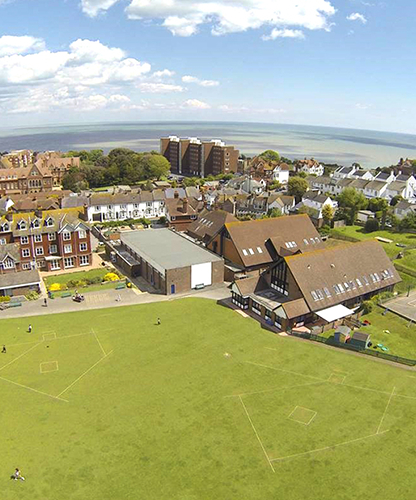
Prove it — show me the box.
[284,239,379,261]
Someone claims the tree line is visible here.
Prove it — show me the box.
[62,148,170,192]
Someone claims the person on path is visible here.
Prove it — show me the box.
[28,324,32,333]
[11,468,25,481]
[43,298,47,307]
[1,345,6,354]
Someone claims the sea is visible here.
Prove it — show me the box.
[0,121,416,169]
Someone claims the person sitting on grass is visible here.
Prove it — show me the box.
[11,468,25,481]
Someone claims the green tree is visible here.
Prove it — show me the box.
[141,154,170,180]
[268,180,281,191]
[263,208,282,219]
[62,167,88,192]
[337,188,368,225]
[287,176,309,202]
[399,212,416,231]
[259,150,280,162]
[365,218,380,232]
[321,204,335,225]
[390,195,403,206]
[368,197,388,213]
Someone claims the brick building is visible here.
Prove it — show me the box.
[0,208,92,272]
[118,228,224,294]
[0,163,53,195]
[160,136,239,177]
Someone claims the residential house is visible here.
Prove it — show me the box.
[350,170,374,181]
[333,165,358,180]
[363,180,388,199]
[271,163,290,185]
[0,208,92,272]
[165,192,203,231]
[267,194,295,215]
[63,191,166,223]
[35,156,80,187]
[294,158,324,177]
[294,192,338,227]
[394,200,416,219]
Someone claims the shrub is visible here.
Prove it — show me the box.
[361,300,374,314]
[0,296,11,302]
[103,272,119,282]
[86,276,103,285]
[26,291,40,301]
[66,279,86,289]
[48,283,61,291]
[365,218,380,233]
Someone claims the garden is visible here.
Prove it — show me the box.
[44,268,128,297]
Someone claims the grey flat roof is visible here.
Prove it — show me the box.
[121,229,222,274]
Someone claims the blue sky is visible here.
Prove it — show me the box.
[0,0,415,133]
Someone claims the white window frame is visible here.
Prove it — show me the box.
[2,258,15,269]
[78,229,87,239]
[35,247,44,256]
[79,243,88,252]
[48,233,56,241]
[63,231,71,241]
[20,236,29,245]
[79,255,89,266]
[22,248,30,258]
[50,260,60,271]
[34,234,42,243]
[49,245,58,254]
[64,257,74,268]
[0,238,6,245]
[64,244,72,254]
[22,262,31,270]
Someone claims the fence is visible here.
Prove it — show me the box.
[290,330,416,367]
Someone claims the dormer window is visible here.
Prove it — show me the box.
[2,257,15,269]
[0,223,10,232]
[45,217,54,227]
[32,219,40,229]
[17,220,27,231]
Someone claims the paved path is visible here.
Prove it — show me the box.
[0,284,231,319]
[382,291,416,323]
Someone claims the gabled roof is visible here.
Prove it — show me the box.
[285,240,401,313]
[224,214,323,268]
[386,181,406,192]
[365,180,388,191]
[187,209,237,242]
[0,243,20,262]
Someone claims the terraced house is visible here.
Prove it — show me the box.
[0,208,92,272]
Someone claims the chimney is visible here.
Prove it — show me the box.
[174,191,179,199]
[6,213,13,221]
[182,198,188,213]
[79,204,88,221]
[34,209,42,219]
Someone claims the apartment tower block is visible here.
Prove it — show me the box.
[160,136,239,177]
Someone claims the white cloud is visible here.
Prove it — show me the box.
[0,35,45,56]
[355,103,371,110]
[219,104,286,114]
[137,82,185,93]
[347,13,367,24]
[262,29,305,41]
[182,75,219,87]
[81,0,336,38]
[81,0,120,17]
[183,99,211,109]
[152,69,175,80]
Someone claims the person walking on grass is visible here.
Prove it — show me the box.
[11,468,25,481]
[1,345,6,354]
[28,324,32,333]
[157,318,161,325]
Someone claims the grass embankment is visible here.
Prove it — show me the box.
[1,298,416,500]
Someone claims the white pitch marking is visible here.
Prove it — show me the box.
[328,373,346,384]
[239,396,275,473]
[56,350,113,398]
[377,386,396,434]
[225,380,328,398]
[43,332,57,341]
[0,342,42,372]
[245,360,326,382]
[287,406,317,426]
[91,328,106,357]
[270,431,389,463]
[0,376,68,402]
[40,361,59,374]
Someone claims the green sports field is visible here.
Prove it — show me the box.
[1,298,416,500]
